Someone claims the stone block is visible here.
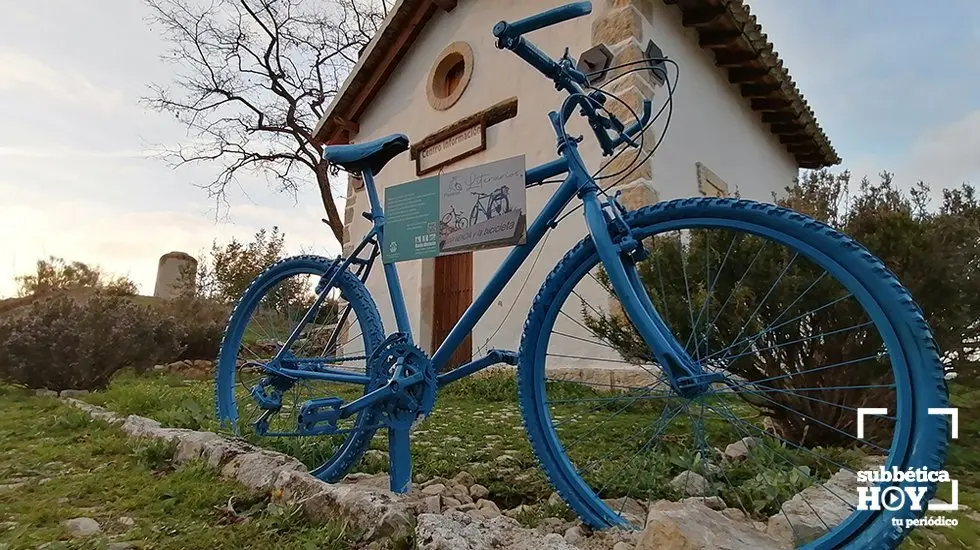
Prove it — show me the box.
[616,178,660,210]
[593,6,645,50]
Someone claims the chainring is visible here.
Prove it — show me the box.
[367,334,437,430]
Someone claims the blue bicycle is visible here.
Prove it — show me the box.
[215,3,948,548]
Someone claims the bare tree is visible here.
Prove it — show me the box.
[143,0,391,242]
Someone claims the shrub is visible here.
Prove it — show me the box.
[0,291,182,391]
[158,297,229,361]
[15,256,139,297]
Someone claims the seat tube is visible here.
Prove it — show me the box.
[362,170,414,341]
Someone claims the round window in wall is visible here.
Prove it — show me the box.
[427,41,474,111]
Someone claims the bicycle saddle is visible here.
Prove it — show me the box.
[323,133,410,175]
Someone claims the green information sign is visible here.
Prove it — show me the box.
[382,155,526,263]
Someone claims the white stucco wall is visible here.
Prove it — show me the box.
[343,0,800,365]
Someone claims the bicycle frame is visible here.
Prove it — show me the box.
[275,122,705,401]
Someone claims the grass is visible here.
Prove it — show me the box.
[84,370,852,515]
[64,371,980,547]
[0,385,355,550]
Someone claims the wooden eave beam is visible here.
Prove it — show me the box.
[751,98,791,111]
[699,30,743,48]
[430,0,456,11]
[740,83,782,97]
[728,67,770,84]
[714,50,757,66]
[682,7,726,27]
[761,111,798,124]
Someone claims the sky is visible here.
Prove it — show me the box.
[1,0,978,298]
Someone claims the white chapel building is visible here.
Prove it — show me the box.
[313,0,839,376]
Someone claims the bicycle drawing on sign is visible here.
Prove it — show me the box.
[439,204,468,237]
[469,185,511,225]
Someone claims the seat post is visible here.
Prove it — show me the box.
[361,169,385,225]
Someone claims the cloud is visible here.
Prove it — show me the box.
[0,50,129,114]
[844,110,980,199]
[0,146,163,159]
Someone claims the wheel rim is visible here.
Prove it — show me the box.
[526,217,914,548]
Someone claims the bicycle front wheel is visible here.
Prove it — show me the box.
[518,198,947,549]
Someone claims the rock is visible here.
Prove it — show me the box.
[453,471,476,487]
[272,469,414,542]
[455,502,476,512]
[724,437,758,461]
[415,511,578,550]
[166,359,213,380]
[669,470,710,497]
[221,450,306,491]
[34,388,58,397]
[603,497,647,525]
[107,543,135,550]
[613,543,634,550]
[721,508,746,522]
[536,517,565,535]
[505,504,534,519]
[174,430,249,468]
[59,389,89,398]
[443,497,462,509]
[424,495,442,514]
[117,516,135,527]
[423,483,448,496]
[466,508,496,521]
[564,525,586,545]
[683,496,726,511]
[765,469,858,546]
[448,485,474,505]
[547,492,563,507]
[476,499,501,517]
[470,484,490,499]
[422,477,449,488]
[638,500,789,550]
[62,517,101,538]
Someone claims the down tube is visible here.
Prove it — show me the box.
[430,169,580,369]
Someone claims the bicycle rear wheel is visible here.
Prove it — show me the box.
[215,255,385,481]
[518,198,948,549]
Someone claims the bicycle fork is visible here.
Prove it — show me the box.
[581,190,723,398]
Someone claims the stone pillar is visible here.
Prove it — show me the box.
[153,251,197,299]
[592,0,661,209]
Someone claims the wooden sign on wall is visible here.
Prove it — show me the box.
[416,121,486,176]
[410,97,519,177]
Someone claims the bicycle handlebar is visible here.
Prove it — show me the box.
[493,1,653,155]
[492,2,592,42]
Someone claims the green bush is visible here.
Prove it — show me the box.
[158,297,229,361]
[0,292,181,391]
